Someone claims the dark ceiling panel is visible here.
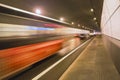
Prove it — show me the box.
[0,0,103,31]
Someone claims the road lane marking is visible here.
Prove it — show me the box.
[32,39,91,80]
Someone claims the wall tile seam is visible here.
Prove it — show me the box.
[101,5,120,30]
[104,5,120,26]
[100,0,110,28]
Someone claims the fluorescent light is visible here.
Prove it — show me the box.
[35,9,41,15]
[90,8,94,12]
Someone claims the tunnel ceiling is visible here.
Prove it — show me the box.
[0,0,103,31]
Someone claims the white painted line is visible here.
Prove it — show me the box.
[32,39,91,80]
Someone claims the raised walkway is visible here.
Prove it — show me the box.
[59,36,120,80]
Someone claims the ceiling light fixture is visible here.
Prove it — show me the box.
[90,8,94,12]
[35,9,41,15]
[72,22,74,25]
[93,17,96,20]
[82,26,84,28]
[60,17,64,21]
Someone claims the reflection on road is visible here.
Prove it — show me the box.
[58,38,81,56]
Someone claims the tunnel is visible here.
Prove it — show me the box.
[0,0,120,80]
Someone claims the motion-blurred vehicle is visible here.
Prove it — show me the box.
[79,34,90,40]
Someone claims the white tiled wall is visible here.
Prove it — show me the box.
[101,0,120,40]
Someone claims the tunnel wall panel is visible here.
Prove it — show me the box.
[101,0,120,40]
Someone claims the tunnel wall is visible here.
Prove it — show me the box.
[101,0,120,40]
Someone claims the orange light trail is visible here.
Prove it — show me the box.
[0,39,64,79]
